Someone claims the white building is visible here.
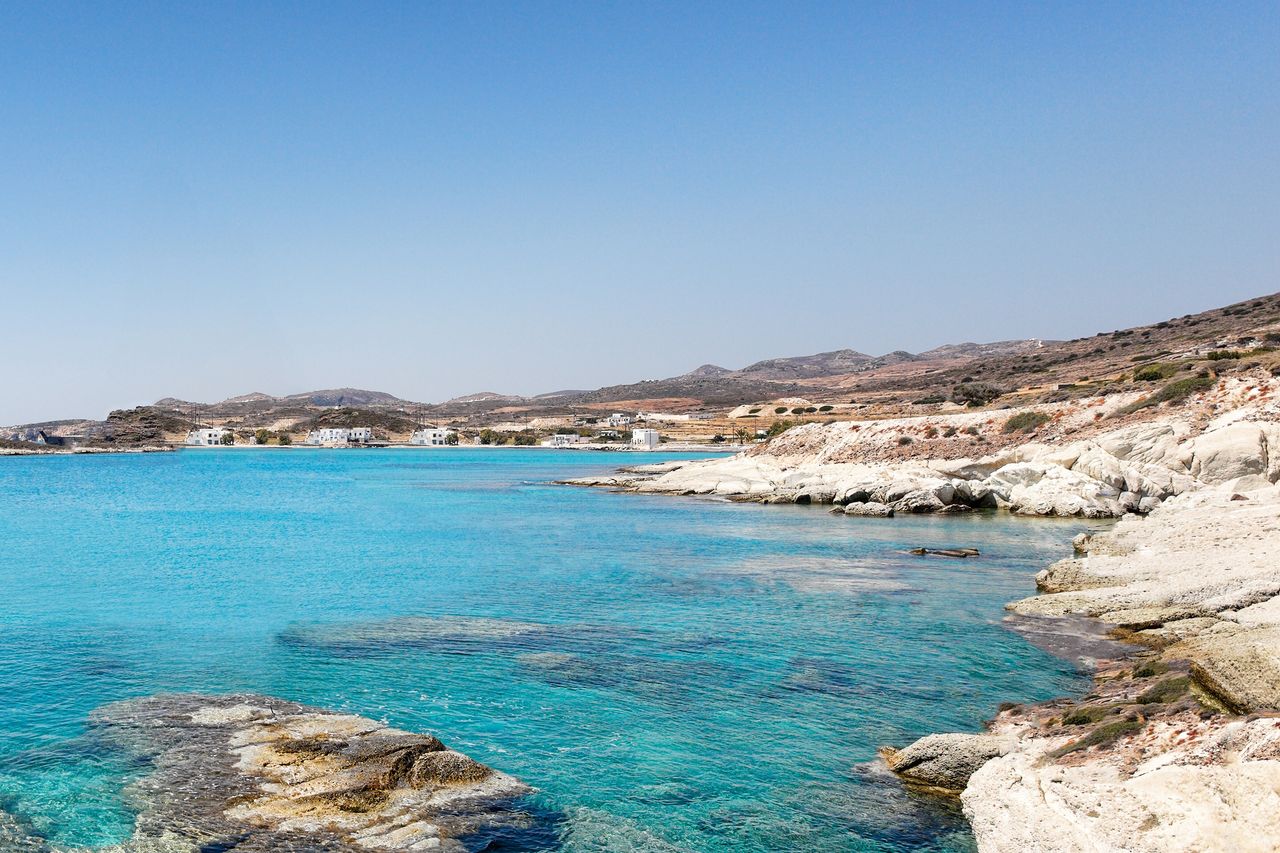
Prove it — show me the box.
[306,427,351,445]
[607,413,632,428]
[630,428,660,450]
[348,427,373,443]
[410,427,453,446]
[542,433,588,447]
[185,427,230,446]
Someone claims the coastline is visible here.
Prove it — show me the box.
[563,375,1280,851]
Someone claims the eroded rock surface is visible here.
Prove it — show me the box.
[564,376,1280,520]
[880,734,1012,793]
[64,693,535,852]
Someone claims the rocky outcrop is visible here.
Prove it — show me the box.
[27,693,536,852]
[904,484,1280,852]
[565,380,1280,520]
[880,734,1012,793]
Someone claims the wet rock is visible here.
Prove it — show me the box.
[881,733,1011,793]
[84,693,534,852]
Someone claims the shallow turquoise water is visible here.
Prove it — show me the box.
[0,449,1091,851]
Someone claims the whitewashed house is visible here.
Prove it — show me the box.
[542,433,588,447]
[348,427,373,443]
[185,427,230,446]
[607,413,632,428]
[410,427,452,446]
[306,427,351,445]
[630,428,660,450]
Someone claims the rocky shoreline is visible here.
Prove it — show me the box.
[565,376,1280,851]
[1,694,534,852]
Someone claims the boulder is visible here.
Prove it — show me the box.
[843,501,894,517]
[1188,422,1274,484]
[893,490,946,514]
[882,733,1011,793]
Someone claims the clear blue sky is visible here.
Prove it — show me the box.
[2,2,1277,423]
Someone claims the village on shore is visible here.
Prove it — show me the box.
[181,412,724,452]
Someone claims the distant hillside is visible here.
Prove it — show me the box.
[11,291,1278,445]
[280,388,407,407]
[738,349,875,379]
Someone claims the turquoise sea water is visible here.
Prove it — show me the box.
[0,449,1091,851]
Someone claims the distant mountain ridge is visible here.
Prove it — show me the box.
[19,291,1264,440]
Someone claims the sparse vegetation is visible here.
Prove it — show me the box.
[1002,411,1051,434]
[766,420,794,438]
[1050,718,1144,758]
[1116,375,1216,416]
[1132,660,1169,678]
[923,425,938,439]
[1137,676,1190,705]
[1062,706,1110,726]
[897,435,913,446]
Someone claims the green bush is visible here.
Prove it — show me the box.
[818,405,833,412]
[774,407,788,414]
[1132,363,1176,382]
[951,382,1003,408]
[1206,350,1243,360]
[1002,411,1051,434]
[766,420,794,438]
[897,436,913,446]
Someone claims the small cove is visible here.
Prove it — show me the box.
[0,448,1096,851]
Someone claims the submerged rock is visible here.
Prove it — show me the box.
[78,693,535,852]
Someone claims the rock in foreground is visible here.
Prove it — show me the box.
[78,693,534,852]
[881,733,1012,793]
